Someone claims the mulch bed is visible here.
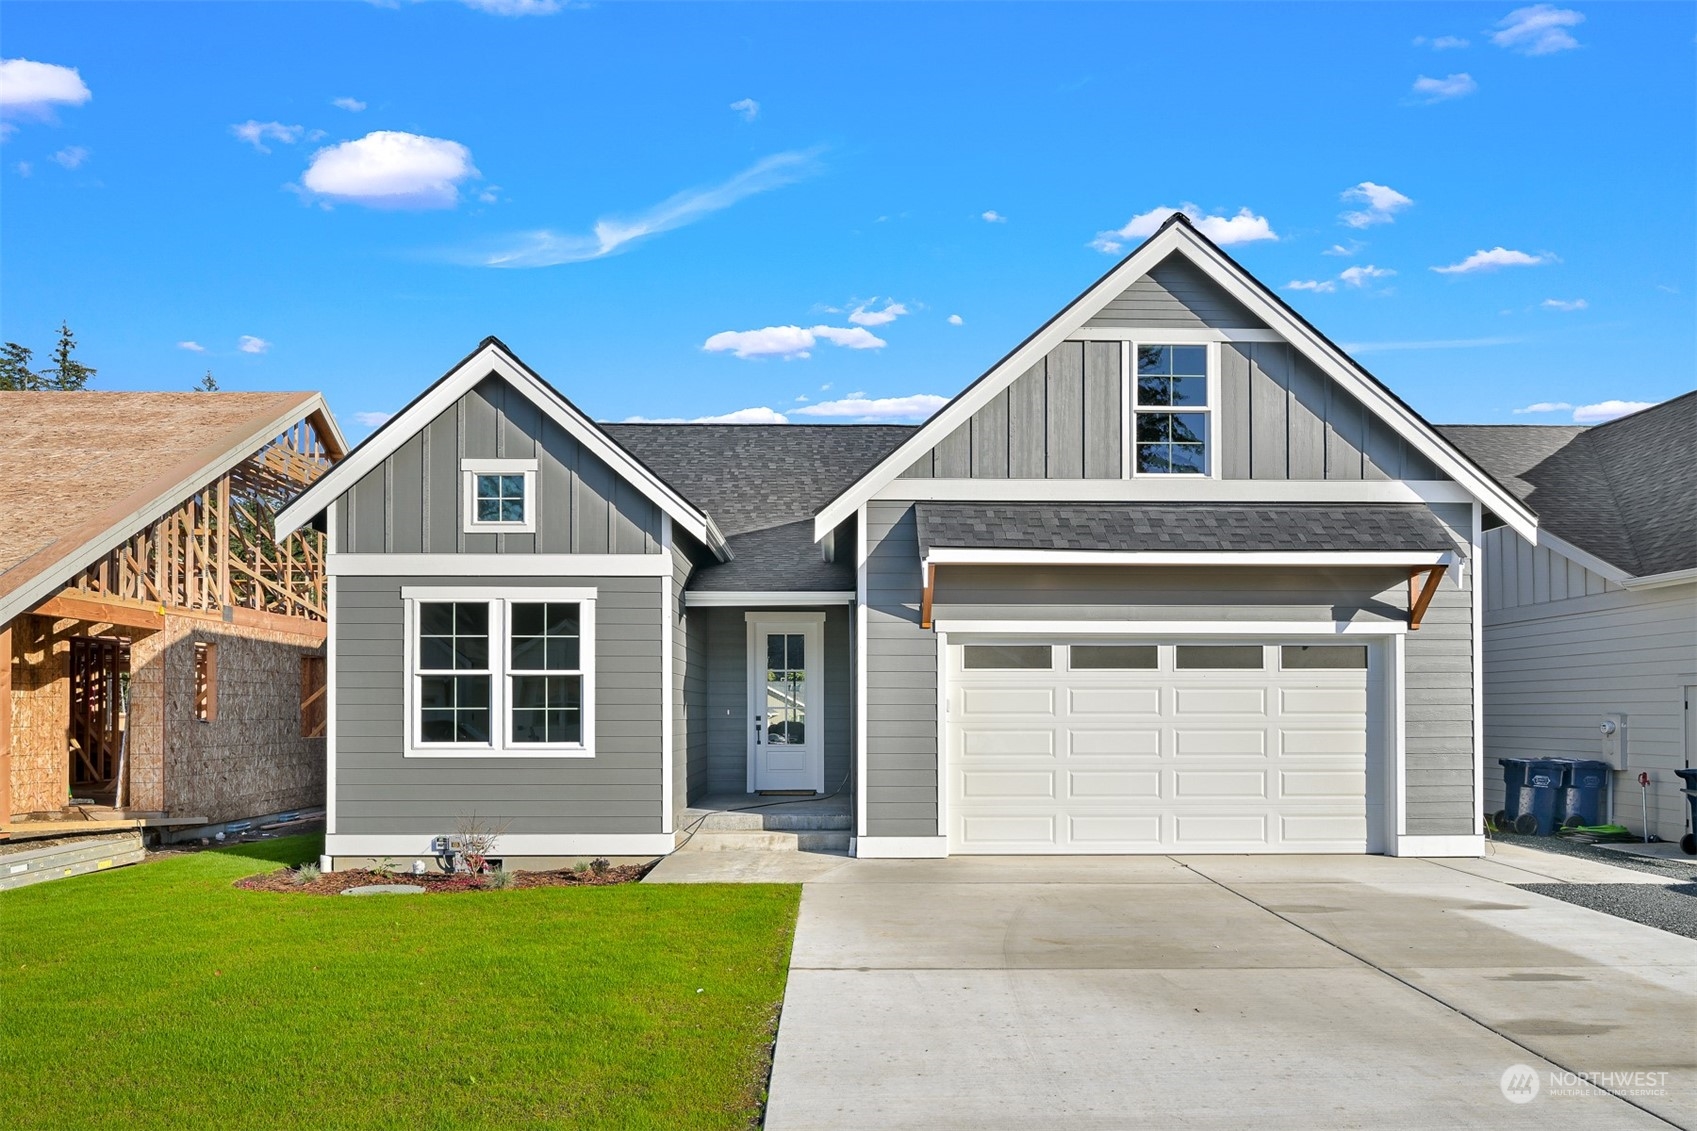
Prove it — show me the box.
[236,861,655,895]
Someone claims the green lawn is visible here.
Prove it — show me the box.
[1,837,800,1130]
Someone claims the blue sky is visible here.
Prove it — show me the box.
[3,1,1692,439]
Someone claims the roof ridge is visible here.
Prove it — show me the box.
[1586,388,1696,432]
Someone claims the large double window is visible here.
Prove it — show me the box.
[403,587,595,757]
[1133,344,1211,475]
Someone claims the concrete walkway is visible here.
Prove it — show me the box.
[747,851,1696,1130]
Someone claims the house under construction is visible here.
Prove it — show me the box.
[0,391,345,837]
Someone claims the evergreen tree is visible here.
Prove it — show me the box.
[39,321,95,390]
[0,342,39,391]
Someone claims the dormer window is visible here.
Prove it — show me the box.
[1134,345,1211,475]
[461,458,538,533]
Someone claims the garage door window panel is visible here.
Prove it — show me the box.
[963,645,1053,670]
[1070,644,1158,670]
[1281,645,1369,670]
[1175,645,1265,670]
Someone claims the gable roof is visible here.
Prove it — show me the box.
[1441,391,1697,579]
[604,423,913,590]
[810,212,1539,542]
[273,338,730,558]
[0,390,345,625]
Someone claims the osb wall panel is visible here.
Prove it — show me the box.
[162,617,326,823]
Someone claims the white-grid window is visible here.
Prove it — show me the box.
[403,587,596,757]
[461,458,538,533]
[1132,344,1211,475]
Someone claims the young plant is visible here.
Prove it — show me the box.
[372,857,397,880]
[294,863,321,885]
[453,814,510,874]
[485,867,516,891]
[589,857,611,877]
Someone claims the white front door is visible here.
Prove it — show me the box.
[748,615,826,793]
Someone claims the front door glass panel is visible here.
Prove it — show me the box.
[765,632,806,744]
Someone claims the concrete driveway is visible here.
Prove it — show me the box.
[750,848,1696,1130]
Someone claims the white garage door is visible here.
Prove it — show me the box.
[948,639,1380,854]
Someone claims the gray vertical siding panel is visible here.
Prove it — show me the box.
[864,501,939,838]
[1083,341,1121,479]
[350,471,386,553]
[389,433,425,554]
[898,450,934,479]
[611,481,654,554]
[497,387,539,554]
[1220,343,1252,478]
[425,413,460,553]
[334,574,665,834]
[1324,381,1366,480]
[1285,351,1327,480]
[1008,363,1047,477]
[935,422,972,479]
[536,418,575,554]
[1045,343,1085,479]
[704,607,747,794]
[574,452,615,555]
[1361,414,1402,481]
[1084,254,1268,329]
[683,606,710,803]
[460,387,498,553]
[971,389,1010,478]
[1248,343,1289,479]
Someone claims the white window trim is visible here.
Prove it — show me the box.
[1127,339,1219,480]
[461,458,539,534]
[400,585,597,759]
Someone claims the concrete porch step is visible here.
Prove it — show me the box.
[684,807,853,833]
[677,829,852,853]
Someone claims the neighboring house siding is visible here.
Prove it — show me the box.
[699,604,851,797]
[1083,252,1267,329]
[1478,529,1696,841]
[863,499,1478,840]
[333,573,663,835]
[898,342,1448,484]
[337,375,662,555]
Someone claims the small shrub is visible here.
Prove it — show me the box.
[294,863,321,885]
[485,867,516,890]
[571,860,590,874]
[372,857,397,880]
[589,857,611,877]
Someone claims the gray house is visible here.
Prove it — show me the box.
[277,213,1540,868]
[1442,395,1697,844]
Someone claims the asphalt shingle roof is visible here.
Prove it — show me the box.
[601,424,915,591]
[1440,392,1696,577]
[916,503,1463,555]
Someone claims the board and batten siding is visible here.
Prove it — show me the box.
[862,499,1478,841]
[1479,528,1696,841]
[334,574,664,836]
[337,375,663,556]
[697,604,851,797]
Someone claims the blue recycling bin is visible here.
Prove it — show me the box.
[1497,757,1565,835]
[1552,759,1610,828]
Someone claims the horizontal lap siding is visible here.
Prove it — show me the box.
[1479,569,1696,841]
[335,574,663,835]
[1403,503,1474,836]
[866,502,939,837]
[1084,253,1267,329]
[339,376,662,555]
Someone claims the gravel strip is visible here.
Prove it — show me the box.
[1516,883,1697,940]
[1489,831,1697,882]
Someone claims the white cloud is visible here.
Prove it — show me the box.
[51,145,88,169]
[232,120,306,153]
[1340,264,1396,287]
[947,314,964,326]
[701,323,885,361]
[301,130,478,209]
[1541,297,1587,311]
[981,210,1007,223]
[792,394,949,421]
[1324,241,1363,257]
[1092,203,1276,253]
[474,149,821,267]
[177,340,206,353]
[1339,182,1413,228]
[1286,280,1337,294]
[1492,5,1584,55]
[1512,401,1572,414]
[237,335,271,354]
[623,406,791,424]
[12,160,29,177]
[353,410,394,427]
[0,59,92,111]
[459,0,562,13]
[1573,399,1654,424]
[795,395,809,402]
[332,97,367,112]
[848,300,908,327]
[1414,35,1471,49]
[1432,247,1552,274]
[729,98,759,122]
[1412,73,1478,102]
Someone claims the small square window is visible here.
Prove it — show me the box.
[462,460,537,532]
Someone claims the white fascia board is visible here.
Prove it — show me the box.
[811,224,1537,543]
[1532,528,1634,584]
[0,392,339,627]
[923,549,1453,568]
[275,343,720,555]
[1622,567,1697,590]
[1062,327,1285,343]
[684,590,855,607]
[811,225,1200,541]
[324,833,676,860]
[328,553,670,577]
[930,619,1406,636]
[878,479,1475,504]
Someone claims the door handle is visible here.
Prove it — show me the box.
[753,716,763,745]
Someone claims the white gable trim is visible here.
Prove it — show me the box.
[275,341,728,558]
[1534,528,1633,584]
[811,223,1537,542]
